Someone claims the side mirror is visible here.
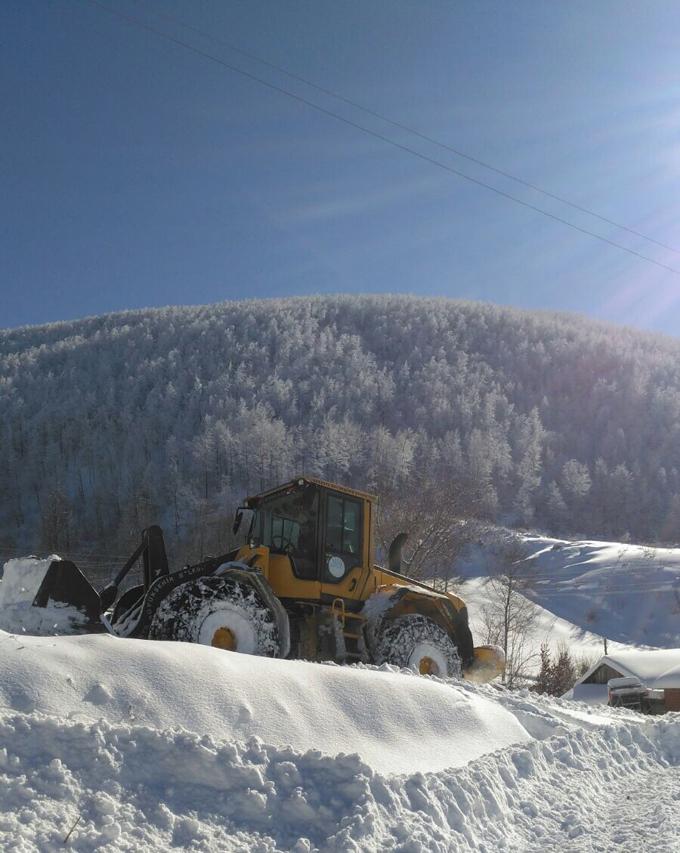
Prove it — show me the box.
[233,507,254,539]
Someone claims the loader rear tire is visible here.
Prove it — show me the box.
[147,577,280,657]
[375,614,461,678]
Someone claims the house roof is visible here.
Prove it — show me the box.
[576,649,680,688]
[653,663,680,689]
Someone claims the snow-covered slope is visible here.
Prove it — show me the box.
[520,538,680,647]
[457,535,680,650]
[1,629,679,851]
[460,576,633,682]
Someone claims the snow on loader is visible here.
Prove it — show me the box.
[32,477,504,680]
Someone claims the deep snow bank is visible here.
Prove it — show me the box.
[0,630,529,775]
[1,702,678,851]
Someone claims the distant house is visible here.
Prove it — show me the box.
[569,649,680,711]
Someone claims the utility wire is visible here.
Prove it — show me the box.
[133,0,680,257]
[77,0,680,278]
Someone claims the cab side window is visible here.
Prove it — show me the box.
[325,495,362,581]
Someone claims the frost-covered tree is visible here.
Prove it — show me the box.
[3,294,680,561]
[480,541,539,687]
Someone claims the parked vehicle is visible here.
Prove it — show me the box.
[607,676,649,711]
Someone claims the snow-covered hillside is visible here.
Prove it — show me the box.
[1,628,680,851]
[456,535,680,655]
[5,294,680,565]
[461,576,632,668]
[518,538,680,647]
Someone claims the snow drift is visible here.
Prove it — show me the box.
[1,626,680,850]
[2,706,679,852]
[0,630,528,775]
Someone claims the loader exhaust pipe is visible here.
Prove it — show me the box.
[388,532,409,573]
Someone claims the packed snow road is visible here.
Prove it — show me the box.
[0,629,679,851]
[592,766,680,853]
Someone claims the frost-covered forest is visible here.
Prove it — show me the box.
[2,294,680,565]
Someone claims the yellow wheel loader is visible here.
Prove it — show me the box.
[32,477,503,681]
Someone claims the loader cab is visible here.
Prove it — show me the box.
[243,477,374,594]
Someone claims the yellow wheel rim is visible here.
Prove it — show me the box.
[211,627,237,651]
[419,656,439,676]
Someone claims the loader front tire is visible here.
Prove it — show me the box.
[147,577,280,657]
[375,614,461,678]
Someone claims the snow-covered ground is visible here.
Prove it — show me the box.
[2,543,680,850]
[1,627,680,851]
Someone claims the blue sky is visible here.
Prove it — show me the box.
[3,0,680,333]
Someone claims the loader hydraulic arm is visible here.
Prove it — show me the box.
[99,525,169,610]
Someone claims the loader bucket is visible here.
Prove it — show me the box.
[32,559,102,626]
[465,644,505,683]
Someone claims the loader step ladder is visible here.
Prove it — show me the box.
[331,598,366,663]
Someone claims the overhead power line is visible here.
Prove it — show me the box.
[134,0,680,258]
[77,0,680,278]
